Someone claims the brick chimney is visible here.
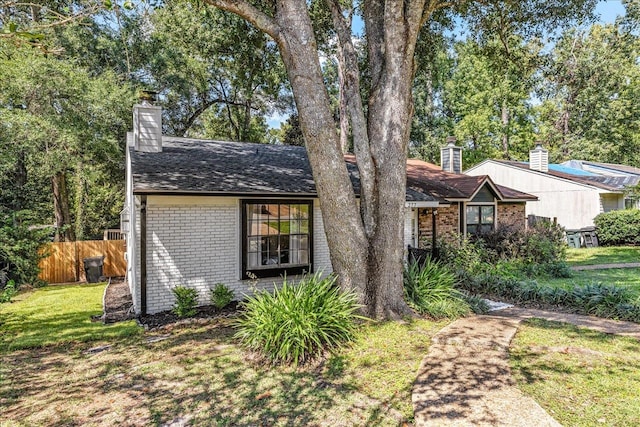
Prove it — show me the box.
[529,142,548,172]
[133,92,162,153]
[440,136,462,174]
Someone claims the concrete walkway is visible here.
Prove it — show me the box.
[571,262,640,271]
[412,309,640,426]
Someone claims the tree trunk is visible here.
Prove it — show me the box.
[336,44,350,154]
[52,172,75,242]
[501,99,509,158]
[205,0,426,318]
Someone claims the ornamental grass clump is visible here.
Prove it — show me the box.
[234,273,362,365]
[403,258,471,319]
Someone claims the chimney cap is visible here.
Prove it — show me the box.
[533,141,546,150]
[445,135,457,146]
[139,90,158,105]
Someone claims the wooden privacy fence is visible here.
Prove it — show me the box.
[38,240,126,284]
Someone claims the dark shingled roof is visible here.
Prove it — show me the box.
[131,137,535,202]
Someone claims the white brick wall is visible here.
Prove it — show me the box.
[131,196,334,314]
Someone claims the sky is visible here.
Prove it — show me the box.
[267,0,627,129]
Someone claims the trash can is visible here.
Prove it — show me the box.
[580,227,599,248]
[566,230,582,248]
[83,256,105,283]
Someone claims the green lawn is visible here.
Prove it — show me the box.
[511,318,640,426]
[538,268,640,296]
[0,283,446,425]
[0,283,141,352]
[566,246,640,266]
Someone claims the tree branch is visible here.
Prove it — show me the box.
[202,0,281,43]
[327,0,377,236]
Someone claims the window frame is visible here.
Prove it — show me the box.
[241,199,314,280]
[465,204,496,235]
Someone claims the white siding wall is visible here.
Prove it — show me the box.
[466,162,615,230]
[403,207,416,249]
[132,196,333,314]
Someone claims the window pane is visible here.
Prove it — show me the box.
[467,224,478,234]
[481,206,494,224]
[466,206,479,224]
[289,219,300,234]
[292,204,309,220]
[298,250,309,264]
[262,236,279,265]
[300,220,309,233]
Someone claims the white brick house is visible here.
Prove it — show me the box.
[125,104,536,315]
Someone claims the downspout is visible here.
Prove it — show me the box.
[140,195,147,315]
[432,208,438,257]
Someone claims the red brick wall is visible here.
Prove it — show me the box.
[416,202,527,249]
[497,202,527,229]
[417,204,460,248]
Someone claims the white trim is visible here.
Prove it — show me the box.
[405,201,442,208]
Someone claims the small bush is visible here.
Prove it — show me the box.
[594,209,640,246]
[234,273,362,365]
[172,286,198,317]
[0,279,17,304]
[437,237,485,275]
[0,212,51,287]
[403,258,470,319]
[210,283,234,310]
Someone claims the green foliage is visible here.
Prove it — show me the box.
[459,273,640,322]
[461,292,491,314]
[0,212,50,286]
[210,283,234,310]
[0,40,135,240]
[436,236,486,275]
[403,259,471,319]
[130,0,288,141]
[234,273,362,365]
[594,209,640,246]
[172,286,199,318]
[0,280,17,304]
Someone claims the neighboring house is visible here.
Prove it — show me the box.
[124,104,536,315]
[465,144,640,230]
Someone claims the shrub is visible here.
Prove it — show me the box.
[234,273,362,365]
[172,286,198,317]
[475,220,567,266]
[403,258,470,319]
[594,209,640,246]
[0,279,17,304]
[0,211,50,287]
[210,283,234,310]
[436,237,485,275]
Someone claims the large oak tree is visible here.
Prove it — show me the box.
[200,0,595,318]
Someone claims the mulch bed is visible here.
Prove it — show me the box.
[138,302,240,330]
[102,279,239,329]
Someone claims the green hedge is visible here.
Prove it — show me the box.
[594,209,640,246]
